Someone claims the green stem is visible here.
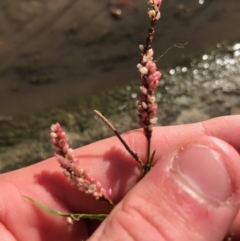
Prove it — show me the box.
[104,197,115,208]
[94,110,144,168]
[143,136,152,176]
[24,196,108,221]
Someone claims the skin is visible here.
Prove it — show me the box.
[1,115,240,241]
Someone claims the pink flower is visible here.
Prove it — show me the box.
[137,46,161,133]
[50,123,114,206]
[149,0,162,7]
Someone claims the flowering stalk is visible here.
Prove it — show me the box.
[50,123,114,207]
[94,110,144,167]
[137,0,162,173]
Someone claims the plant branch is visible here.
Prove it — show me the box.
[94,110,144,168]
[24,196,107,222]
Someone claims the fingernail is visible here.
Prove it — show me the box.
[171,144,231,204]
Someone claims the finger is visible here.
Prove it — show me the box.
[89,136,240,241]
[0,179,88,240]
[1,115,239,239]
[2,115,240,210]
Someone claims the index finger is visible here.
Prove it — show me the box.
[2,115,240,210]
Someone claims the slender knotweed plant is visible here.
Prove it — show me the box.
[51,0,161,207]
[26,0,162,223]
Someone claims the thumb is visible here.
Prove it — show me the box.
[89,136,240,241]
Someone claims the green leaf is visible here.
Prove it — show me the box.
[24,196,108,221]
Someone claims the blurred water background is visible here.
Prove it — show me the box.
[0,0,240,172]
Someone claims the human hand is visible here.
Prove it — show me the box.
[1,115,240,241]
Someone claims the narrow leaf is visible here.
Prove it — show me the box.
[24,196,108,221]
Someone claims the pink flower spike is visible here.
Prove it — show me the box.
[50,122,114,206]
[137,36,161,134]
